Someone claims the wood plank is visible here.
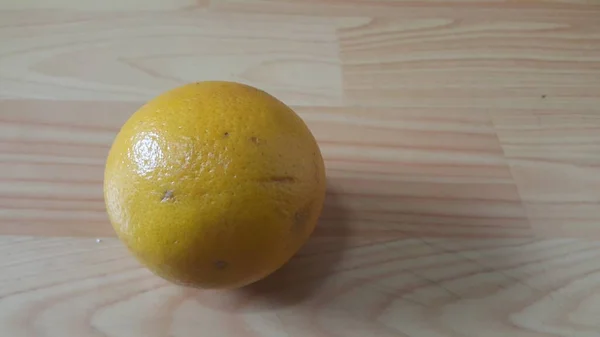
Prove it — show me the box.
[0,0,208,11]
[212,0,600,20]
[0,10,343,105]
[1,235,599,336]
[494,113,600,237]
[338,16,600,109]
[0,100,537,238]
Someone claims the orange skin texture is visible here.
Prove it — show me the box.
[104,82,326,289]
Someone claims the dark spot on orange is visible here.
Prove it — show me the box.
[224,132,229,137]
[161,190,174,202]
[250,137,260,144]
[214,260,228,270]
[260,176,296,183]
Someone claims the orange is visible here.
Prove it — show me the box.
[104,81,326,289]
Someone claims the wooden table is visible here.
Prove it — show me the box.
[1,1,600,336]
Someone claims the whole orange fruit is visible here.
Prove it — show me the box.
[104,81,326,289]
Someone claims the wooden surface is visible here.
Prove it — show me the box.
[1,1,600,336]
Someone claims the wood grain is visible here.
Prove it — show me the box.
[1,0,600,336]
[2,236,600,336]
